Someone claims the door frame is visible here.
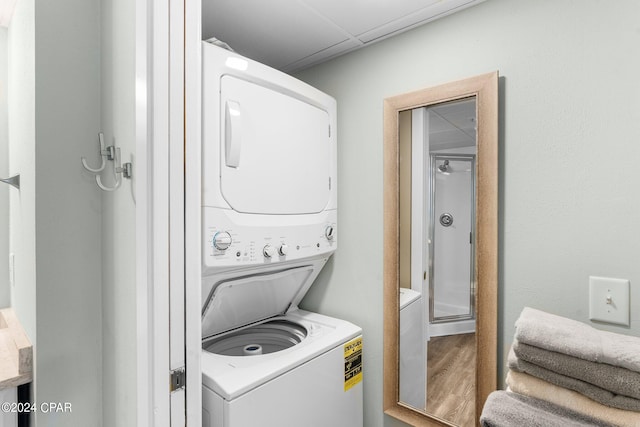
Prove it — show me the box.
[135,0,202,425]
[185,0,203,424]
[428,153,476,324]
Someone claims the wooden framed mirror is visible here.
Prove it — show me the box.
[383,72,498,426]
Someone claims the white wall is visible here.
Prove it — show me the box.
[0,27,9,308]
[297,1,640,426]
[101,0,137,423]
[9,0,104,424]
[8,0,36,359]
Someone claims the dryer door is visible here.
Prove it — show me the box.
[220,75,331,215]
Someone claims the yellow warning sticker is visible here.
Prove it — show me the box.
[344,337,363,391]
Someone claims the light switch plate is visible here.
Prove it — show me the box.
[589,276,630,326]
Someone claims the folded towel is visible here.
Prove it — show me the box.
[513,340,640,400]
[480,390,615,427]
[514,307,640,373]
[506,370,640,427]
[508,346,640,411]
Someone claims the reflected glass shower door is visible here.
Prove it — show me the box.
[429,155,475,323]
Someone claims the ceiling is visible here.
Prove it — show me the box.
[429,98,476,151]
[202,0,486,73]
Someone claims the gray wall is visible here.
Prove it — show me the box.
[297,1,640,426]
[9,0,138,424]
[101,0,137,423]
[34,0,103,424]
[0,28,9,308]
[9,0,104,424]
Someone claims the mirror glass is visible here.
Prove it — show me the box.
[384,72,498,427]
[399,98,477,425]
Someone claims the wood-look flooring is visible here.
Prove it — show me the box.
[426,333,476,427]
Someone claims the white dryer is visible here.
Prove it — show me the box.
[200,41,363,427]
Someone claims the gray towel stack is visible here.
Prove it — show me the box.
[480,390,615,427]
[481,307,640,427]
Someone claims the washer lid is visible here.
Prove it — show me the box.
[202,265,316,338]
[399,288,421,309]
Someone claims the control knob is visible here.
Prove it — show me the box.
[278,244,289,256]
[263,244,277,258]
[325,225,336,241]
[212,231,232,251]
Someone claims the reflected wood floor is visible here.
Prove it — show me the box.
[426,333,476,427]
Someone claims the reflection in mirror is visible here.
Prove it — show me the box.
[384,72,498,427]
[401,98,479,424]
[400,99,478,425]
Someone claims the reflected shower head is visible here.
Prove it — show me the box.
[438,160,449,173]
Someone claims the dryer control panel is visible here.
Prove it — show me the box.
[202,207,337,273]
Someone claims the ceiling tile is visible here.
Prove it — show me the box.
[429,97,476,150]
[202,0,348,70]
[431,98,476,132]
[429,110,454,133]
[281,39,362,73]
[430,129,474,150]
[357,0,484,43]
[201,0,486,73]
[302,0,441,37]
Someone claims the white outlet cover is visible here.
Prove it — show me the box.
[589,276,630,326]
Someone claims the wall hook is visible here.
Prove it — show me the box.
[81,132,133,192]
[0,174,20,190]
[81,133,113,173]
[95,147,133,192]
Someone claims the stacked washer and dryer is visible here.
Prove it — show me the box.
[200,42,363,427]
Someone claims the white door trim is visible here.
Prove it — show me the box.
[137,1,201,424]
[168,0,187,425]
[136,0,183,424]
[185,0,203,424]
[135,0,154,424]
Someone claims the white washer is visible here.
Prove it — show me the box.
[399,288,426,411]
[201,42,363,427]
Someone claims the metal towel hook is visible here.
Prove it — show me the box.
[95,147,132,192]
[81,132,133,192]
[81,133,112,173]
[0,174,20,190]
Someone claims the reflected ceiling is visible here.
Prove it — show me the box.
[429,98,476,151]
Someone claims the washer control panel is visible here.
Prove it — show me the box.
[203,209,337,272]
